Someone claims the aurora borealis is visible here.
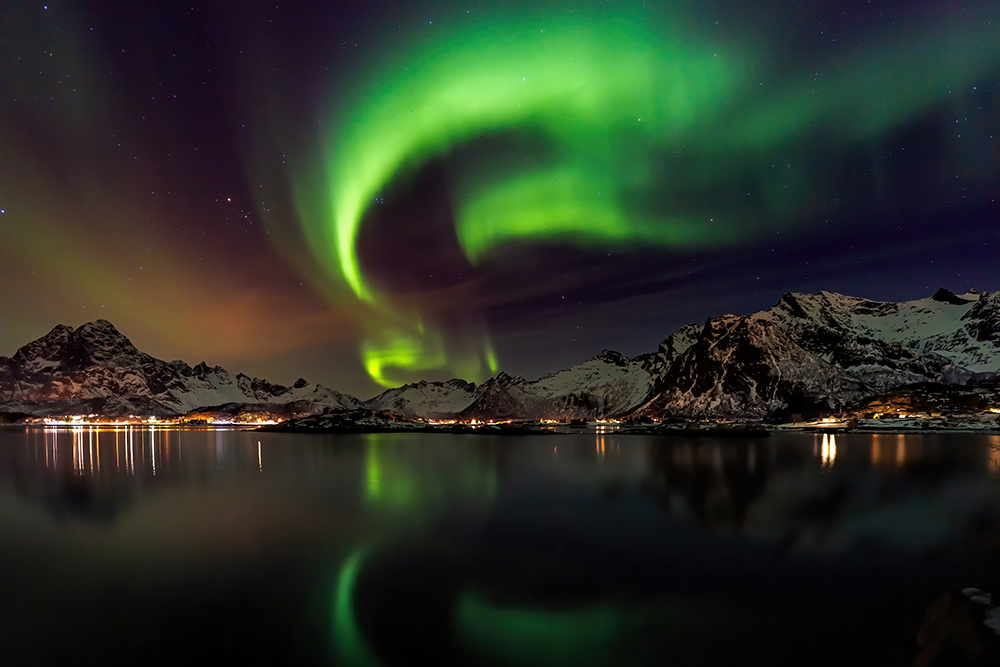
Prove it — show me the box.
[1,1,998,396]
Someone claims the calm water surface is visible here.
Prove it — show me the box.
[2,426,1000,665]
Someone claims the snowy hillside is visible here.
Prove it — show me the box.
[459,350,655,420]
[757,289,1000,389]
[365,379,477,418]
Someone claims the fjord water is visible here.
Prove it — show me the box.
[1,428,999,665]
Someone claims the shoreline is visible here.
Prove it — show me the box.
[3,419,999,437]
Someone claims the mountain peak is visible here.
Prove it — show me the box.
[76,319,133,343]
[11,320,140,370]
[931,288,976,305]
[485,370,527,387]
[589,349,628,366]
[38,323,75,342]
[774,292,810,319]
[80,318,118,330]
[70,320,143,365]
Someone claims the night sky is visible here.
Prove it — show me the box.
[1,1,998,398]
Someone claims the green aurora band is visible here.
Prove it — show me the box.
[324,9,739,301]
[302,4,999,387]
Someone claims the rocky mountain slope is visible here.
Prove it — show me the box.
[2,287,998,421]
[633,288,999,420]
[632,315,867,420]
[0,320,361,417]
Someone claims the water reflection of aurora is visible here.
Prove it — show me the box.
[335,561,759,667]
[332,435,499,665]
[328,435,766,666]
[330,436,652,666]
[298,2,1000,387]
[361,436,498,511]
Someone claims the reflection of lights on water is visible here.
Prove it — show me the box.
[52,424,143,476]
[820,433,837,468]
[28,426,240,478]
[895,434,906,468]
[127,427,135,476]
[91,427,100,474]
[594,436,623,458]
[258,440,262,474]
[989,436,1000,473]
[73,425,83,474]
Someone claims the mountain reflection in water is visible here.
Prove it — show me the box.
[0,427,999,665]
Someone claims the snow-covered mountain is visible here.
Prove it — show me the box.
[0,320,362,417]
[362,349,658,421]
[633,288,1000,420]
[365,379,478,419]
[384,288,1000,421]
[757,288,999,387]
[3,288,998,421]
[459,350,656,420]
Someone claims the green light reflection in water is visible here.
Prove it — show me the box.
[332,548,379,667]
[454,590,763,665]
[362,435,498,511]
[333,436,502,665]
[456,592,624,666]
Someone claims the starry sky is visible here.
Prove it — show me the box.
[1,1,998,398]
